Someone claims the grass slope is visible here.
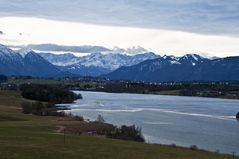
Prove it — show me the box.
[0,90,237,159]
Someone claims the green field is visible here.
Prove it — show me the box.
[0,90,237,159]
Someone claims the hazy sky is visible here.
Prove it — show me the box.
[0,0,239,57]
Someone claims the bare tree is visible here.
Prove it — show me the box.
[96,114,105,123]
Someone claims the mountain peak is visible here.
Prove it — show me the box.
[182,54,204,61]
[24,50,43,60]
[0,44,21,58]
[162,55,178,60]
[0,44,7,49]
[0,44,55,76]
[18,48,34,57]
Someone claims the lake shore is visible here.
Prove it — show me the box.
[75,89,239,100]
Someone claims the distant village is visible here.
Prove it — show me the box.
[0,75,239,99]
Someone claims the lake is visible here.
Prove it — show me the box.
[61,91,239,154]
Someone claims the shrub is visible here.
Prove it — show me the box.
[96,114,105,123]
[21,101,33,114]
[21,101,64,116]
[67,113,84,121]
[107,125,145,142]
[236,112,239,120]
[171,144,177,148]
[190,145,198,151]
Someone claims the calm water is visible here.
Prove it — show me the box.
[62,91,239,154]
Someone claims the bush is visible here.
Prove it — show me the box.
[21,101,33,114]
[190,145,198,151]
[236,112,239,120]
[73,115,84,121]
[96,114,105,123]
[67,113,84,121]
[21,101,65,116]
[171,144,177,148]
[107,125,145,142]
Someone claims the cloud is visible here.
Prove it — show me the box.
[0,0,239,36]
[1,17,239,57]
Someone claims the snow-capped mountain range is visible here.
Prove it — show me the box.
[1,44,159,77]
[1,43,239,82]
[39,52,159,76]
[11,44,159,76]
[105,54,239,82]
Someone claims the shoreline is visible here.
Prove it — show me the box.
[73,89,239,100]
[58,114,238,156]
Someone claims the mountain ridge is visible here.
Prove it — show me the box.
[1,44,239,81]
[104,54,239,82]
[0,44,66,77]
[39,51,159,76]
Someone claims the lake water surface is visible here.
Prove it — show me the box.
[62,91,239,154]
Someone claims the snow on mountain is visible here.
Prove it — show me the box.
[0,44,23,65]
[105,53,239,82]
[75,53,128,70]
[39,53,81,66]
[2,43,239,81]
[0,44,65,77]
[0,44,16,55]
[161,54,206,66]
[179,54,206,66]
[38,51,160,76]
[10,44,159,75]
[18,48,34,57]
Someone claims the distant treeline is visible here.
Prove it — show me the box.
[85,81,239,99]
[20,84,82,104]
[3,76,239,99]
[95,81,239,93]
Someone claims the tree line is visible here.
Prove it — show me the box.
[20,84,82,104]
[20,84,82,117]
